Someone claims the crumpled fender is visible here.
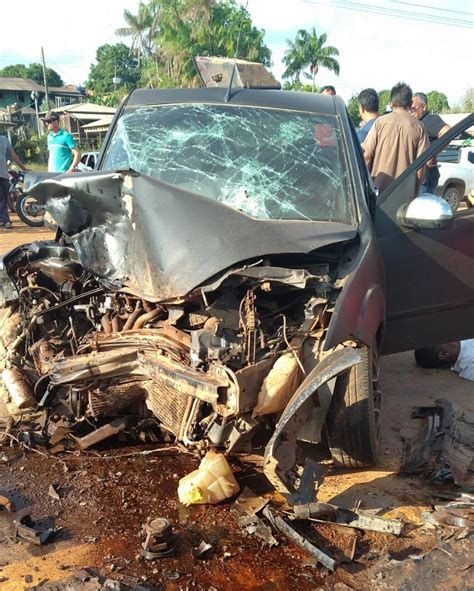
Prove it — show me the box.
[263,347,364,494]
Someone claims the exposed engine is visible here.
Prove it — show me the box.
[0,243,336,453]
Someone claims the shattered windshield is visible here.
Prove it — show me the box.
[102,103,355,223]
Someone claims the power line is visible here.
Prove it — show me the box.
[304,0,473,28]
[387,0,473,17]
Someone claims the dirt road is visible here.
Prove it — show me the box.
[0,222,472,590]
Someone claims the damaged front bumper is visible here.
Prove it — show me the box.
[264,347,364,494]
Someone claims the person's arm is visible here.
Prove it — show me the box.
[67,147,81,173]
[415,128,430,189]
[10,148,28,171]
[361,121,377,171]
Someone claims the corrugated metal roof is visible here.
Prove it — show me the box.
[0,77,43,92]
[39,102,116,116]
[82,115,114,129]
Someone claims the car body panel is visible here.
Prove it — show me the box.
[376,114,474,354]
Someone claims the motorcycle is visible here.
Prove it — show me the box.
[8,169,45,227]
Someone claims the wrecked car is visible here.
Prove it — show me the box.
[0,88,473,494]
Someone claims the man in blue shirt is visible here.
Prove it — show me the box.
[44,111,80,173]
[357,88,379,143]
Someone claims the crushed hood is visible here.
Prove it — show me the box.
[28,170,357,301]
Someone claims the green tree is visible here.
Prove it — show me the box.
[347,94,361,127]
[119,0,271,89]
[0,64,29,78]
[378,89,390,114]
[0,63,63,87]
[116,1,155,66]
[282,81,317,93]
[426,90,449,113]
[87,43,140,95]
[462,88,474,112]
[283,28,339,91]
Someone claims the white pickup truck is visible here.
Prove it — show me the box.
[436,143,474,211]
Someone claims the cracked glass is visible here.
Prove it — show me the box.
[102,104,355,223]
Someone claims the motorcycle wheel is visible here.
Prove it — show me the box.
[15,195,45,227]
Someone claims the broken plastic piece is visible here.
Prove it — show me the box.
[178,450,240,506]
[193,541,213,559]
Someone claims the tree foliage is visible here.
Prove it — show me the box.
[346,94,361,127]
[114,0,271,89]
[426,91,449,113]
[0,63,64,87]
[378,89,391,114]
[87,43,141,95]
[461,88,474,112]
[283,28,339,91]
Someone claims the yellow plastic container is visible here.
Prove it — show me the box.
[178,451,240,505]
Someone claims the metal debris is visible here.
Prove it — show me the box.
[293,502,337,521]
[13,514,58,545]
[140,517,177,560]
[193,540,213,559]
[293,502,403,536]
[270,511,337,571]
[231,488,278,546]
[402,399,474,485]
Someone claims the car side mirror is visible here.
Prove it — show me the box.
[397,194,453,229]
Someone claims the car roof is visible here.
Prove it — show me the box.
[125,87,340,116]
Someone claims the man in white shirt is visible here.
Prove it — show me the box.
[414,339,474,382]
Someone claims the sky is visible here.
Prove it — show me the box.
[1,0,472,107]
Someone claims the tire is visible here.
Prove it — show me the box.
[325,346,381,468]
[15,194,45,227]
[442,186,461,212]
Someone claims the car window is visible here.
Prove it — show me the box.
[437,146,460,163]
[101,103,355,224]
[80,154,88,165]
[468,151,474,164]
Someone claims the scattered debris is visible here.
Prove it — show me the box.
[293,502,403,535]
[293,502,337,521]
[269,510,337,571]
[48,484,61,500]
[0,493,14,512]
[140,517,177,560]
[231,488,278,546]
[193,540,213,559]
[341,534,358,563]
[402,399,474,485]
[178,450,240,506]
[13,514,58,545]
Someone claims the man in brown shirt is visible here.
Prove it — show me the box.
[362,82,429,195]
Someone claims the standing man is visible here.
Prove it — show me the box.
[362,82,429,195]
[0,134,28,229]
[357,88,379,143]
[44,111,80,173]
[411,92,450,193]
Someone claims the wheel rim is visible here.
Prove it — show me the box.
[21,197,45,222]
[444,189,460,211]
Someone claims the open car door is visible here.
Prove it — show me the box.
[375,114,474,354]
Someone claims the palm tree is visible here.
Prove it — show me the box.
[283,29,340,92]
[116,2,154,66]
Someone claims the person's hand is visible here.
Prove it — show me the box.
[427,157,438,168]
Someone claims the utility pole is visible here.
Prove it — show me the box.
[41,46,50,111]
